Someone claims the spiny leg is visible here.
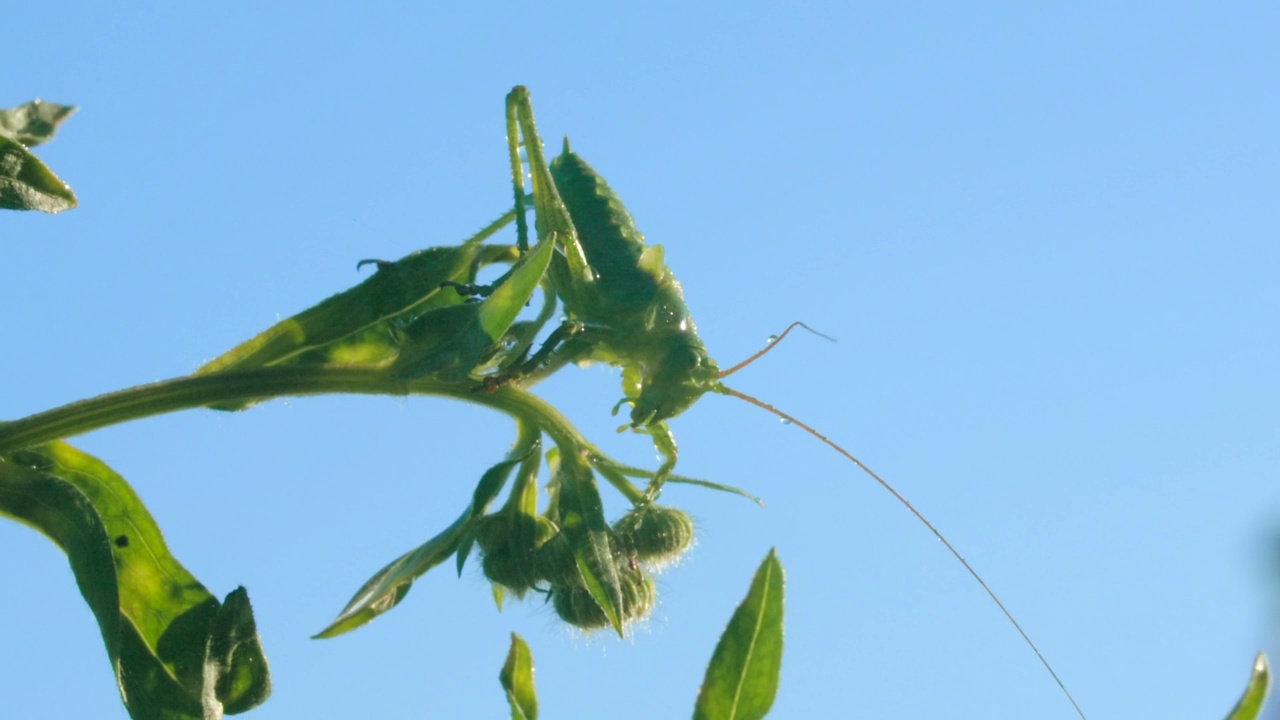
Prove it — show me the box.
[505,87,594,287]
[478,317,622,392]
[439,279,495,299]
[356,205,522,285]
[639,422,678,504]
[477,319,588,392]
[505,89,532,254]
[496,86,610,393]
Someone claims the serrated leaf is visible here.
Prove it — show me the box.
[0,133,77,212]
[694,548,784,720]
[0,99,76,146]
[315,509,470,638]
[499,633,538,720]
[1,443,271,719]
[1225,652,1270,720]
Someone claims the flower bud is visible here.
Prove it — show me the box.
[613,505,694,567]
[535,532,581,587]
[478,513,558,593]
[551,570,657,630]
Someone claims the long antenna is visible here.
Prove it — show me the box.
[718,321,835,378]
[714,382,1087,720]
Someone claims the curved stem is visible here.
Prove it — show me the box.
[0,364,655,513]
[590,462,646,505]
[0,366,583,457]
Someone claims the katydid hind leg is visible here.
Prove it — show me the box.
[505,87,594,287]
[505,88,532,254]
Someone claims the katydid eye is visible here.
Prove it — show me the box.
[674,346,705,370]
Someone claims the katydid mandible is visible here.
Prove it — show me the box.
[495,86,1087,719]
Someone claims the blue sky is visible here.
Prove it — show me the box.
[4,3,1278,718]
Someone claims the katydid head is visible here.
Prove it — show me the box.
[623,322,827,427]
[626,342,722,427]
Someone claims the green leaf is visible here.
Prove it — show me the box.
[499,633,538,720]
[0,443,271,719]
[658,473,764,507]
[470,452,527,520]
[458,443,535,576]
[1225,652,1270,720]
[573,529,624,637]
[203,587,272,716]
[315,509,471,638]
[477,230,555,341]
[0,99,76,147]
[0,456,121,660]
[547,457,625,635]
[502,422,544,518]
[0,133,77,212]
[454,531,477,577]
[390,230,555,382]
[197,228,514,383]
[694,548,785,720]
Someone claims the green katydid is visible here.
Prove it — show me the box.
[480,86,1086,718]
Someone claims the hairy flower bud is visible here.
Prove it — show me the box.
[477,513,558,593]
[550,569,657,630]
[613,504,694,567]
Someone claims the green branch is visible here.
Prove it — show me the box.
[0,367,587,458]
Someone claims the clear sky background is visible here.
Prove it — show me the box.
[4,3,1278,719]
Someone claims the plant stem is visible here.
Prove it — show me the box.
[0,365,647,502]
[0,367,543,453]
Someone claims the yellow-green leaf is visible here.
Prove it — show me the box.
[197,228,514,382]
[0,99,76,147]
[389,230,554,382]
[315,509,470,639]
[1226,652,1271,720]
[499,633,538,720]
[694,548,784,720]
[0,443,271,718]
[0,133,77,212]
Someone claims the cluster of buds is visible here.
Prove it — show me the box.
[474,504,694,630]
